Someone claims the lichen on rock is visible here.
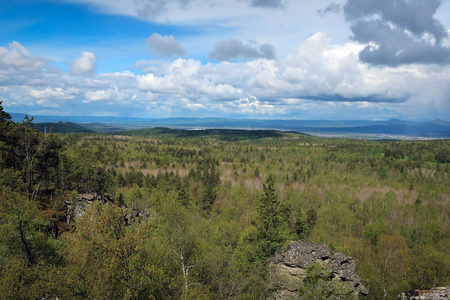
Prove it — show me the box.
[268,241,369,299]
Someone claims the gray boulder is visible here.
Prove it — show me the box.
[397,287,450,299]
[65,192,114,225]
[268,241,368,299]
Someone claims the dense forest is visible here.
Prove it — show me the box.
[0,101,449,299]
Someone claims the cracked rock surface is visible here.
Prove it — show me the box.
[268,241,369,299]
[65,192,144,225]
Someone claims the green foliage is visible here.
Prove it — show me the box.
[0,191,58,265]
[303,262,333,286]
[255,174,290,258]
[306,208,317,229]
[300,262,357,300]
[0,104,449,299]
[108,127,284,141]
[177,185,191,206]
[59,152,113,193]
[201,183,216,210]
[0,190,61,299]
[59,203,172,299]
[117,192,125,206]
[409,240,450,289]
[295,210,310,241]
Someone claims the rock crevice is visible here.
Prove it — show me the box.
[268,241,369,299]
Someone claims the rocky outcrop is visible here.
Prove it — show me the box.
[65,192,140,225]
[268,241,368,299]
[66,192,114,221]
[397,287,450,300]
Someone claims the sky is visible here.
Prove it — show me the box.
[1,0,450,120]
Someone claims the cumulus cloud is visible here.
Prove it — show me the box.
[84,87,129,103]
[71,52,97,75]
[343,0,450,65]
[26,87,80,108]
[209,39,276,61]
[137,58,200,93]
[137,58,243,100]
[146,33,186,58]
[137,33,415,107]
[135,31,450,119]
[2,33,450,119]
[0,41,47,73]
[29,87,79,100]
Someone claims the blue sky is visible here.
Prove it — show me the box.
[1,0,450,120]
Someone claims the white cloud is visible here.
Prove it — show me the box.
[137,73,181,94]
[83,87,129,103]
[142,32,448,117]
[29,87,79,99]
[2,34,450,119]
[138,33,371,102]
[0,41,47,73]
[137,58,243,100]
[70,52,97,75]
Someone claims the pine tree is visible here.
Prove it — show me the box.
[177,185,191,207]
[255,174,289,258]
[201,183,216,211]
[295,210,310,241]
[0,101,13,170]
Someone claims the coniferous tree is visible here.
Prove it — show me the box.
[255,174,289,258]
[201,183,216,211]
[0,101,14,171]
[177,185,191,207]
[295,210,310,241]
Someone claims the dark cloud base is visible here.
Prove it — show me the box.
[209,39,276,61]
[297,94,407,103]
[343,0,450,66]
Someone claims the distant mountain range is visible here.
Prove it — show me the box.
[10,113,450,139]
